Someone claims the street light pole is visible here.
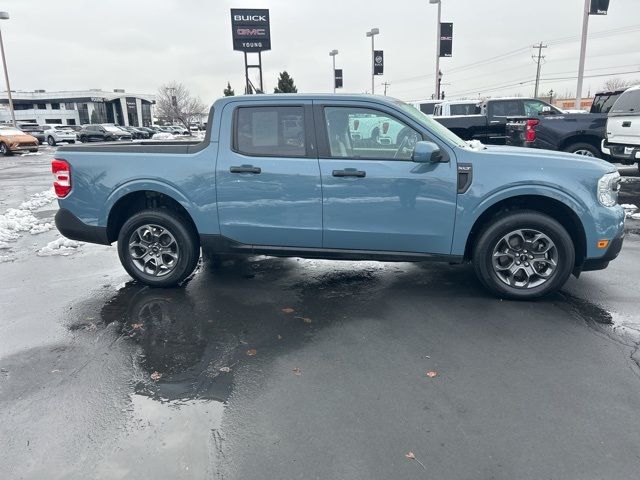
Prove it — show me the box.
[0,12,16,127]
[366,28,379,94]
[329,50,338,93]
[430,0,442,100]
[575,0,590,110]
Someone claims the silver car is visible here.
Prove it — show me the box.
[42,125,77,146]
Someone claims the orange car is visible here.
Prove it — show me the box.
[0,125,39,155]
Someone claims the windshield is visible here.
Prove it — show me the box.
[396,101,467,148]
[0,128,26,135]
[104,125,125,133]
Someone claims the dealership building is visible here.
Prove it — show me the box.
[0,89,155,126]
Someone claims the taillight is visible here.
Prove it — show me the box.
[525,119,539,143]
[382,122,389,135]
[52,159,71,198]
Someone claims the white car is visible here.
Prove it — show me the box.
[41,124,77,146]
[601,85,640,171]
[433,101,481,117]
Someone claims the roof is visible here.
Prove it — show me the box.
[212,93,404,108]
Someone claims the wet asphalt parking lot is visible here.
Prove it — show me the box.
[1,148,640,480]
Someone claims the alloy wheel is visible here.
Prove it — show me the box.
[572,149,594,157]
[128,224,180,277]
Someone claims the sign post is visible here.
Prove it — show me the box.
[230,8,271,94]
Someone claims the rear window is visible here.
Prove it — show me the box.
[234,106,306,157]
[591,92,622,114]
[610,89,640,116]
[489,100,523,117]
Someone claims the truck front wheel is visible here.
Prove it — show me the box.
[117,209,200,287]
[472,211,575,300]
[564,142,600,158]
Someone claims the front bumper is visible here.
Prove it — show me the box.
[54,135,77,142]
[55,208,110,245]
[10,143,39,152]
[601,140,640,163]
[582,234,625,272]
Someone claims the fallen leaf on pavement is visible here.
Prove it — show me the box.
[219,366,231,373]
[296,316,313,324]
[425,371,438,378]
[131,323,143,330]
[277,334,283,340]
[292,367,302,376]
[281,307,295,314]
[405,451,426,470]
[150,371,162,381]
[246,349,257,356]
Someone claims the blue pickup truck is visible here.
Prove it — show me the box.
[52,94,625,299]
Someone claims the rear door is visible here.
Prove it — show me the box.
[216,101,322,248]
[486,100,524,144]
[315,101,458,255]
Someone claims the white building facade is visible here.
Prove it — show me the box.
[0,89,155,127]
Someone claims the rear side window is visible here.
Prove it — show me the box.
[235,106,306,157]
[610,89,640,116]
[450,104,480,116]
[489,100,523,117]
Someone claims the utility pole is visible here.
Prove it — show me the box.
[382,82,390,96]
[532,42,547,99]
[575,0,590,109]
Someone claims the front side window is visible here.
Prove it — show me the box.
[523,100,560,116]
[323,106,421,160]
[235,106,306,157]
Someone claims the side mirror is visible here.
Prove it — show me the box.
[412,141,445,163]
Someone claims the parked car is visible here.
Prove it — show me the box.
[118,125,150,139]
[41,124,77,146]
[168,125,189,135]
[505,90,627,157]
[17,123,45,144]
[53,94,624,299]
[0,126,39,155]
[601,85,640,171]
[77,124,132,143]
[411,100,440,116]
[433,101,481,117]
[435,97,563,145]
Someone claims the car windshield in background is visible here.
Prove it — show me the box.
[104,125,125,133]
[0,128,26,135]
[610,89,640,116]
[396,101,467,148]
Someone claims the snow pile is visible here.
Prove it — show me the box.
[151,132,176,140]
[37,237,82,256]
[0,189,56,248]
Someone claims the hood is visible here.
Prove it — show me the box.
[478,144,615,173]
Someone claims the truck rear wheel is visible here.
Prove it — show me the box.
[472,211,575,300]
[117,209,199,287]
[564,142,600,158]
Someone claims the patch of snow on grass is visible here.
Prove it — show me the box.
[37,237,82,256]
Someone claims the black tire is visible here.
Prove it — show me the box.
[105,136,114,142]
[47,136,56,146]
[79,135,87,143]
[563,142,600,158]
[0,142,11,156]
[472,210,575,300]
[117,209,200,287]
[68,140,75,144]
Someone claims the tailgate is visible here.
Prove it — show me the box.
[505,116,531,147]
[607,115,640,145]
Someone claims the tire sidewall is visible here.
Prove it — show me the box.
[474,212,575,300]
[117,209,199,287]
[47,136,56,146]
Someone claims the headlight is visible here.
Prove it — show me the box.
[597,171,620,207]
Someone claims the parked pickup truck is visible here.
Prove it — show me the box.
[434,97,563,145]
[505,89,627,157]
[53,94,625,299]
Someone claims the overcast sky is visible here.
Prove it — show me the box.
[2,0,640,103]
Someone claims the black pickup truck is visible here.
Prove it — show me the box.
[505,90,626,158]
[434,98,563,145]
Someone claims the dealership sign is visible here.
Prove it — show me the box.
[335,69,343,89]
[590,0,610,15]
[373,51,384,75]
[439,23,453,57]
[231,8,271,52]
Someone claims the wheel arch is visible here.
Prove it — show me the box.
[559,134,602,153]
[463,194,587,267]
[106,188,198,244]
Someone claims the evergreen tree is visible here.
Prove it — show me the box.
[223,82,235,97]
[274,71,298,93]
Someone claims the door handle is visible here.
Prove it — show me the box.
[230,165,261,174]
[332,168,366,178]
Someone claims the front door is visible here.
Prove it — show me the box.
[317,103,458,255]
[216,102,322,248]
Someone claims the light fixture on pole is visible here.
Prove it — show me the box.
[366,28,379,94]
[429,0,441,101]
[0,11,16,127]
[329,49,339,93]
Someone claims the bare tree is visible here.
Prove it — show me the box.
[602,77,639,92]
[156,81,207,134]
